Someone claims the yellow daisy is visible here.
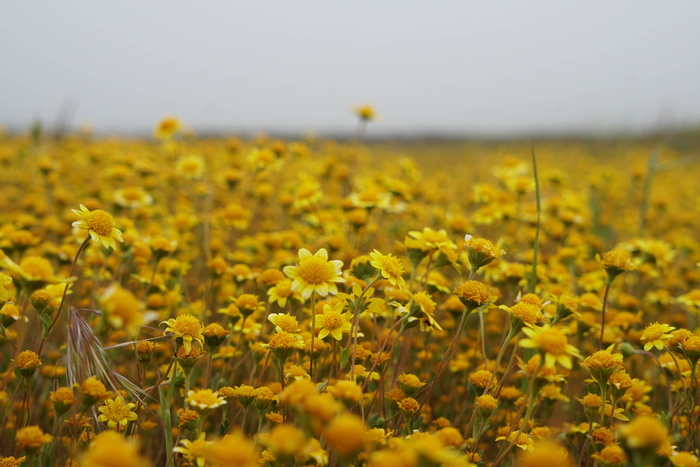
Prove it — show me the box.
[283,248,344,300]
[161,313,204,355]
[72,204,123,250]
[97,396,138,430]
[369,250,406,288]
[174,433,211,467]
[640,322,675,351]
[315,304,352,341]
[186,389,227,411]
[519,324,582,370]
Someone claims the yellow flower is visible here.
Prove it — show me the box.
[268,313,300,333]
[97,396,138,430]
[501,301,544,327]
[13,350,41,378]
[397,397,419,413]
[283,248,344,300]
[267,279,298,307]
[591,445,627,465]
[1,255,74,292]
[0,273,12,302]
[519,325,582,370]
[407,291,442,332]
[453,280,490,310]
[114,186,153,209]
[495,431,534,451]
[99,283,147,338]
[71,204,123,250]
[581,348,624,383]
[354,105,376,121]
[205,433,259,467]
[0,456,26,467]
[315,303,352,341]
[323,414,367,458]
[640,322,675,351]
[13,350,41,370]
[80,376,110,404]
[266,424,306,458]
[517,440,573,467]
[619,415,668,449]
[176,154,206,180]
[598,248,636,280]
[465,234,505,271]
[231,293,265,317]
[369,250,406,288]
[476,394,499,412]
[155,116,182,140]
[162,313,204,354]
[80,430,150,467]
[174,433,211,467]
[397,373,425,395]
[15,426,52,453]
[186,389,227,411]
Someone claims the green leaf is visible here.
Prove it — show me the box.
[413,415,424,429]
[340,347,350,369]
[219,419,230,437]
[317,380,329,391]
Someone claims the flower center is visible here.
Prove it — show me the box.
[297,257,331,285]
[84,210,115,237]
[323,312,342,330]
[511,302,541,325]
[276,281,293,297]
[275,315,299,333]
[103,402,130,421]
[643,324,664,341]
[382,256,404,278]
[236,294,260,310]
[173,315,203,338]
[537,329,567,355]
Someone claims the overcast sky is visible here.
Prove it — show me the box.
[1,1,699,137]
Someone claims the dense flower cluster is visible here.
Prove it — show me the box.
[0,121,698,466]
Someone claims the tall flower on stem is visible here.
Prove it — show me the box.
[72,204,124,250]
[284,248,343,379]
[353,104,376,141]
[283,248,344,300]
[597,248,635,349]
[38,204,122,354]
[315,303,352,341]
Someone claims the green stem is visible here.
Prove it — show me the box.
[527,146,541,294]
[309,294,316,381]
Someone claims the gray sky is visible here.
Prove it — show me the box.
[2,1,699,137]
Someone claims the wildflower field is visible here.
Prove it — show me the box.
[1,121,699,467]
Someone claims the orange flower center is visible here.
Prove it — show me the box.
[236,294,260,310]
[172,315,203,338]
[102,400,131,422]
[297,257,331,285]
[642,324,666,341]
[322,312,343,330]
[84,210,115,237]
[380,256,404,279]
[275,280,293,297]
[274,315,299,333]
